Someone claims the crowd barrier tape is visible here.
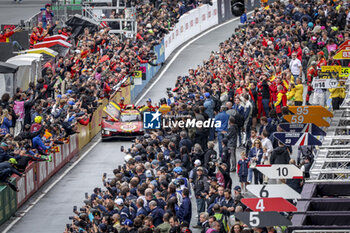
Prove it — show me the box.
[164,0,218,59]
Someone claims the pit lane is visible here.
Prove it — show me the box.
[3,16,282,233]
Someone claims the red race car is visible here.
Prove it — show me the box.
[101,102,144,140]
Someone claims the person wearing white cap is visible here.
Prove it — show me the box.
[115,198,132,221]
[189,159,208,184]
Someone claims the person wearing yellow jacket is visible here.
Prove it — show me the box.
[274,85,287,116]
[286,83,296,106]
[329,81,345,110]
[294,78,304,106]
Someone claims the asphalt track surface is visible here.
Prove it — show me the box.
[1,11,300,233]
[0,0,47,25]
[0,16,244,233]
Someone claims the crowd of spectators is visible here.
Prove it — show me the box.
[1,0,350,232]
[0,0,214,193]
[64,0,350,233]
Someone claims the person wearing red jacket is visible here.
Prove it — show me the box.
[30,27,46,48]
[146,98,157,112]
[118,97,126,110]
[306,61,318,105]
[317,51,327,68]
[274,85,287,116]
[292,42,303,61]
[0,28,23,50]
[0,28,15,43]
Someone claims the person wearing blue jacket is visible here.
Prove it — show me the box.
[136,199,149,217]
[240,10,247,24]
[238,151,249,192]
[214,106,229,156]
[0,109,12,136]
[32,131,51,155]
[248,139,263,184]
[0,142,20,163]
[149,200,164,227]
[0,159,23,191]
[233,97,245,147]
[177,188,191,224]
[204,92,215,141]
[203,92,214,118]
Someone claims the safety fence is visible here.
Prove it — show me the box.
[0,179,16,225]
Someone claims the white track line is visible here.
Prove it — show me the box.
[3,13,246,233]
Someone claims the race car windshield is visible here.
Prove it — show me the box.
[120,114,141,122]
[105,104,120,119]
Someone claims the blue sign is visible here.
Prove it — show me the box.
[143,111,161,129]
[274,133,322,146]
[279,123,326,136]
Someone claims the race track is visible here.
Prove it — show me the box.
[0,0,47,25]
[4,16,258,233]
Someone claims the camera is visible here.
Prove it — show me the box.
[68,216,75,220]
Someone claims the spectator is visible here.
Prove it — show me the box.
[0,158,23,191]
[270,141,291,165]
[248,139,263,184]
[177,188,192,224]
[215,106,229,155]
[237,152,249,192]
[224,117,238,171]
[0,28,23,51]
[193,166,209,227]
[39,3,54,28]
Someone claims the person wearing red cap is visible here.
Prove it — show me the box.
[317,51,327,68]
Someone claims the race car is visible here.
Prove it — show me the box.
[101,101,144,140]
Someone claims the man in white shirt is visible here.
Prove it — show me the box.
[289,52,302,79]
[261,130,273,163]
[261,130,273,183]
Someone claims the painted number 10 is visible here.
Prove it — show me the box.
[277,167,288,177]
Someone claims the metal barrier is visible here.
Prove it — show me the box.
[81,5,137,38]
[52,1,84,25]
[308,75,350,181]
[20,12,41,31]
